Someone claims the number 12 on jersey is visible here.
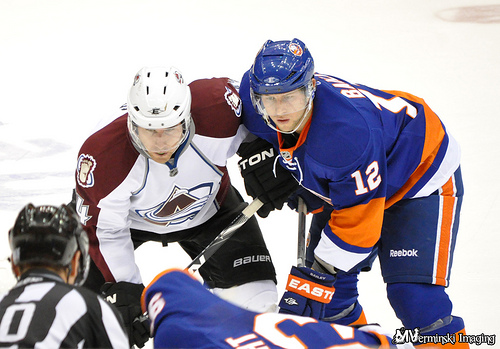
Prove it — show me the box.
[351,161,381,195]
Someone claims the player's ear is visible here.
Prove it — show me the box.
[10,256,21,278]
[68,251,81,284]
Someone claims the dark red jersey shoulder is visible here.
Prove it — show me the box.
[189,78,243,138]
[76,114,139,199]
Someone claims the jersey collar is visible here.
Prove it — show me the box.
[277,115,312,161]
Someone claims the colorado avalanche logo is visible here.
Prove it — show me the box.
[224,86,242,117]
[77,154,97,188]
[136,184,213,226]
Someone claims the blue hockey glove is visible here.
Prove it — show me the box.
[278,266,335,319]
[287,187,326,214]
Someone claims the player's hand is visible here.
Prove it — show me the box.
[101,281,150,348]
[238,138,299,218]
[278,266,335,319]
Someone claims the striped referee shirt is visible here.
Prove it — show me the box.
[0,269,129,348]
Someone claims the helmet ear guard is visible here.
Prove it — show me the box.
[8,203,90,286]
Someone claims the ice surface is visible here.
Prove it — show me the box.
[1,0,499,345]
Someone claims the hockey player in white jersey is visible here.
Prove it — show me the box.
[73,66,284,347]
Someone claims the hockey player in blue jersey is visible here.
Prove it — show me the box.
[237,38,468,348]
[142,268,411,349]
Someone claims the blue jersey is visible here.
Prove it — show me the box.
[240,71,461,272]
[142,269,395,348]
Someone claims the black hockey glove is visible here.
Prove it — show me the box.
[101,281,150,348]
[238,138,300,218]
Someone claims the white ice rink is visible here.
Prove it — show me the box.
[1,0,499,346]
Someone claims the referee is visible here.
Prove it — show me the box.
[0,203,129,348]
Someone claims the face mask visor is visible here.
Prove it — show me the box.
[128,118,190,158]
[250,80,315,133]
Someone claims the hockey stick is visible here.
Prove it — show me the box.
[296,197,307,268]
[186,198,263,274]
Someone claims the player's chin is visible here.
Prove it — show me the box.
[149,152,173,163]
[273,119,292,130]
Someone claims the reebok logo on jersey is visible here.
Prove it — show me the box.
[390,249,419,257]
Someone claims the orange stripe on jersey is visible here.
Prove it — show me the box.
[434,177,456,286]
[329,197,385,248]
[385,142,440,208]
[383,90,446,209]
[386,90,446,163]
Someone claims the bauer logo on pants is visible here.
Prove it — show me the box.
[233,255,271,268]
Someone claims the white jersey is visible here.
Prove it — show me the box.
[75,78,246,283]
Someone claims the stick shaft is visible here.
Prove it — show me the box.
[297,197,307,268]
[186,198,263,273]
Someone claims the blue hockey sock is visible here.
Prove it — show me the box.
[387,282,453,330]
[322,271,364,325]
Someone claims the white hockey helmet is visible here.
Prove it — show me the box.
[127,66,192,159]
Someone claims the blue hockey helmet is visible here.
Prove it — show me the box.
[249,38,314,95]
[249,39,316,134]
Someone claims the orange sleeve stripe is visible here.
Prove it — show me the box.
[385,142,440,208]
[328,197,385,248]
[435,177,456,286]
[385,90,446,162]
[383,91,446,209]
